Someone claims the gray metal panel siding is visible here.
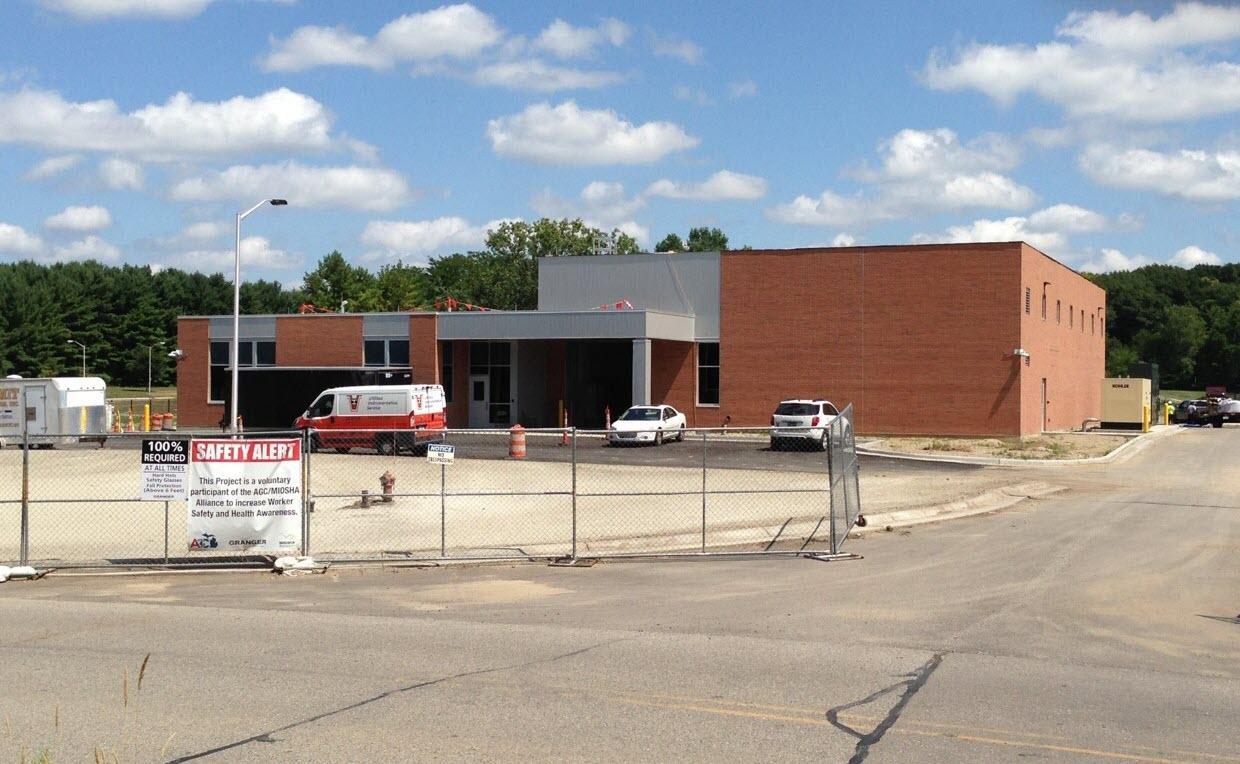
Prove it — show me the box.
[438,311,648,340]
[537,252,720,340]
[208,316,275,339]
[644,312,696,342]
[362,314,410,337]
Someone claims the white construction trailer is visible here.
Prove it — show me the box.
[0,376,110,447]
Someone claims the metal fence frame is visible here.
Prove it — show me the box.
[3,412,862,569]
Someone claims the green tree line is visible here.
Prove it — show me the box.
[0,219,637,385]
[1087,263,1240,391]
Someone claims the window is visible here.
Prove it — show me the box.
[1041,292,1047,319]
[440,342,453,403]
[1081,309,1085,332]
[697,342,720,406]
[1069,304,1074,328]
[1024,288,1031,314]
[364,338,410,367]
[1091,314,1095,334]
[1056,300,1061,324]
[209,339,275,403]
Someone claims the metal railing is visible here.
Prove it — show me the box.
[1,407,862,568]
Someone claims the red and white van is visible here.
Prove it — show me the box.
[295,384,446,454]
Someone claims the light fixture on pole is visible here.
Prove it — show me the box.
[231,198,288,433]
[66,339,86,377]
[147,341,165,396]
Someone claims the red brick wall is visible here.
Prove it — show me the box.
[649,340,724,427]
[444,340,469,428]
[176,318,222,427]
[1019,244,1107,434]
[275,315,363,366]
[718,244,1024,435]
[409,314,438,384]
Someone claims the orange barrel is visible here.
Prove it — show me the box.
[161,413,175,431]
[509,424,526,459]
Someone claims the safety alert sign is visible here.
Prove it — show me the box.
[187,438,302,553]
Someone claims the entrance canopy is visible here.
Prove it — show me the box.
[437,309,695,342]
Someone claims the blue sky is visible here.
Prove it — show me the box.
[1,0,1237,284]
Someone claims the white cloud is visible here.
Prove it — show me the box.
[1079,248,1152,273]
[44,205,112,232]
[672,85,713,106]
[98,157,144,190]
[646,170,768,201]
[1079,144,1240,201]
[39,0,212,20]
[1171,244,1223,266]
[49,235,121,263]
[169,161,413,212]
[925,4,1240,122]
[913,216,1067,254]
[769,128,1034,227]
[0,223,45,255]
[831,233,857,247]
[1027,203,1109,233]
[534,18,629,58]
[0,87,338,161]
[910,203,1115,256]
[472,60,624,91]
[179,221,230,240]
[533,181,646,226]
[650,31,703,65]
[360,217,505,261]
[728,79,758,99]
[23,154,82,181]
[486,100,698,165]
[1058,2,1240,55]
[166,235,299,272]
[263,4,503,72]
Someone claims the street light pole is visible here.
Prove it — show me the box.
[231,198,288,433]
[147,341,165,396]
[67,339,86,377]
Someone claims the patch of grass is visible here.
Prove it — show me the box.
[106,386,176,400]
[1161,389,1205,401]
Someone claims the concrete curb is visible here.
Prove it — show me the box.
[857,425,1183,467]
[852,481,1067,536]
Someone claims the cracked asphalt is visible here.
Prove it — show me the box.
[1,426,1238,762]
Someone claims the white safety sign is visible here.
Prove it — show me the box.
[427,443,455,465]
[140,438,189,501]
[187,438,302,553]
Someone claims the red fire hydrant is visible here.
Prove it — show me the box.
[379,470,396,503]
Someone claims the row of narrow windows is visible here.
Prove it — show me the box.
[1024,287,1102,336]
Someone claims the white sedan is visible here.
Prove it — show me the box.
[608,405,687,445]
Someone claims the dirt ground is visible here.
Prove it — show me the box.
[876,432,1131,460]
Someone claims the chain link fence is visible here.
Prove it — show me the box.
[1,408,862,568]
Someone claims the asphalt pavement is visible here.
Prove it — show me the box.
[1,426,1236,762]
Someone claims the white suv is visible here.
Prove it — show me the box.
[770,399,847,451]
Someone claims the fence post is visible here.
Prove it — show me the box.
[701,430,707,553]
[20,384,30,566]
[570,427,578,560]
[827,422,837,555]
[439,460,446,558]
[163,500,169,565]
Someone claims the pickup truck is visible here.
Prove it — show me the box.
[1207,397,1240,428]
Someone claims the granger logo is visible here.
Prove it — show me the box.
[347,394,362,412]
[189,532,218,550]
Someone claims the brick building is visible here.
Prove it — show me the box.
[176,242,1105,435]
